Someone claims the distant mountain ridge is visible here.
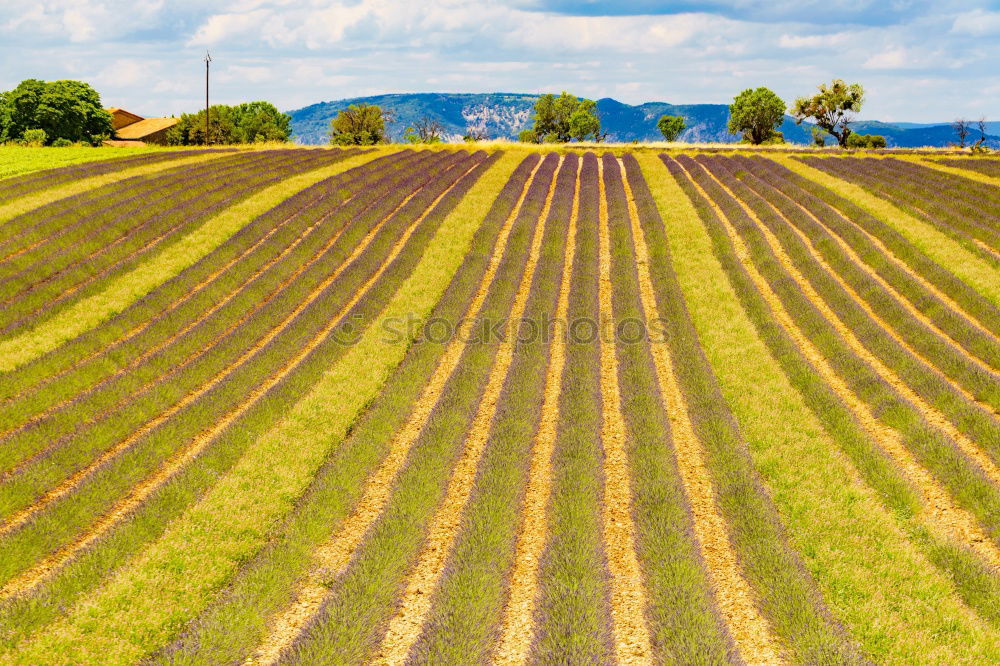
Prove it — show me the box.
[286,92,999,148]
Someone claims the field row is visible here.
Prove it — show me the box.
[0,149,998,664]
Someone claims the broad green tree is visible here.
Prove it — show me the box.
[727,87,785,145]
[790,79,865,148]
[168,102,291,145]
[0,79,112,145]
[330,104,389,145]
[657,115,686,142]
[524,92,601,143]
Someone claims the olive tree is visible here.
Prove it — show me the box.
[790,79,865,148]
[727,87,785,145]
[330,104,389,145]
[523,92,601,143]
[657,115,686,142]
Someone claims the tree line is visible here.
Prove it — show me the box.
[0,78,292,147]
[326,79,907,149]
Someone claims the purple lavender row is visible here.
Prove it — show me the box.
[936,158,1000,179]
[799,157,1000,257]
[0,151,296,287]
[0,151,342,336]
[0,151,457,489]
[0,149,236,204]
[0,151,270,256]
[0,150,490,594]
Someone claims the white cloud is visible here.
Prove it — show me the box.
[951,9,1000,36]
[863,46,911,69]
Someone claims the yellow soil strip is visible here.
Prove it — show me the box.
[702,167,1000,486]
[244,158,546,666]
[0,159,474,545]
[0,160,483,601]
[620,162,785,664]
[910,157,1000,188]
[759,182,1000,413]
[678,162,1000,570]
[492,161,579,665]
[596,158,654,665]
[769,170,1000,351]
[0,152,230,224]
[372,158,564,665]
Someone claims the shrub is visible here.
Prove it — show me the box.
[518,128,540,144]
[51,137,73,147]
[846,134,886,149]
[22,128,47,146]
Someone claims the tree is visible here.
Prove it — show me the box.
[657,115,686,142]
[790,79,865,148]
[972,117,989,152]
[232,101,291,143]
[0,79,112,145]
[846,133,886,149]
[167,102,291,146]
[952,118,970,148]
[525,92,601,143]
[167,105,237,145]
[727,87,785,145]
[330,104,388,145]
[404,116,444,144]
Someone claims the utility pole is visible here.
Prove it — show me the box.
[204,51,212,145]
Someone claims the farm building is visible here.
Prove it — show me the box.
[105,108,178,145]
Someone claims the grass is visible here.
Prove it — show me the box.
[0,153,326,336]
[627,156,864,663]
[798,157,1000,262]
[608,155,736,662]
[0,145,163,179]
[2,150,504,665]
[0,152,231,225]
[638,153,1000,663]
[741,157,1000,368]
[0,152,442,477]
[0,150,386,371]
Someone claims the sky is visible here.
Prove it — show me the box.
[1,0,998,122]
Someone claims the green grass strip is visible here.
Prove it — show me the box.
[772,155,1000,308]
[0,150,387,372]
[531,153,615,663]
[4,151,516,666]
[0,146,167,179]
[638,153,1000,663]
